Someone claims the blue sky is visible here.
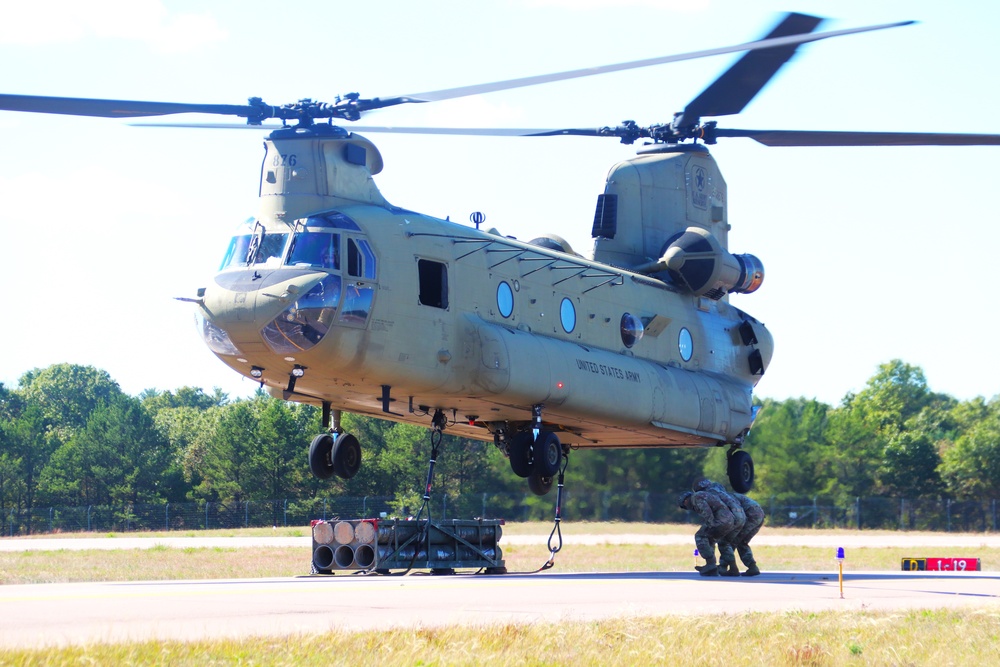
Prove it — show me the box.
[1,0,997,407]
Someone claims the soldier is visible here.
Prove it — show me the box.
[726,491,764,576]
[692,479,746,577]
[678,488,738,577]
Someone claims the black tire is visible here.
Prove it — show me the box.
[508,432,533,478]
[527,470,553,496]
[534,430,562,477]
[309,433,336,480]
[727,450,754,493]
[332,433,362,479]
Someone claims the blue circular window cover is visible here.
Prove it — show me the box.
[560,297,576,333]
[497,281,514,318]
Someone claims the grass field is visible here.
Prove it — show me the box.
[2,523,998,665]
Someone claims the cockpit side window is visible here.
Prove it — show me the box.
[347,238,377,279]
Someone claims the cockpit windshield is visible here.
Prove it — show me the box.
[286,229,340,270]
[219,219,288,270]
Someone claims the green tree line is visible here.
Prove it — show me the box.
[1,360,998,530]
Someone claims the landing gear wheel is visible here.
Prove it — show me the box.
[534,430,562,477]
[508,431,533,478]
[309,433,336,480]
[332,433,362,479]
[727,450,754,493]
[528,470,553,495]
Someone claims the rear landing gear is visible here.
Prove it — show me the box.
[507,431,533,478]
[498,405,566,496]
[727,448,754,493]
[528,469,554,495]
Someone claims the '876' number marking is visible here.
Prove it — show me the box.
[273,153,298,167]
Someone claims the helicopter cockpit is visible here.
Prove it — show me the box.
[201,211,379,359]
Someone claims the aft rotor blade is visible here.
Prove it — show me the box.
[0,93,260,119]
[713,128,1000,146]
[1,16,913,124]
[387,17,915,106]
[351,126,587,136]
[680,13,824,124]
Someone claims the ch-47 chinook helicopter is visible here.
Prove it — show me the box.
[4,13,1000,497]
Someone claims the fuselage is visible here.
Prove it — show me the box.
[193,125,774,448]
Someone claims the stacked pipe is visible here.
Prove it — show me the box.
[312,519,378,571]
[311,518,505,573]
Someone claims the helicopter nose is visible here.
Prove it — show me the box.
[199,270,333,355]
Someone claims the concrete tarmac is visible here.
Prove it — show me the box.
[1,533,998,648]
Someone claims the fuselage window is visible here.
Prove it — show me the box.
[497,281,514,318]
[560,297,576,333]
[678,327,694,361]
[418,259,449,309]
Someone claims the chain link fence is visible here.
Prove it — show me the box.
[4,492,998,536]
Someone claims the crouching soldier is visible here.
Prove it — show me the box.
[693,479,746,577]
[678,489,738,577]
[727,491,765,576]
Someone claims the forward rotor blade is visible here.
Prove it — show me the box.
[387,17,915,106]
[713,128,1000,146]
[130,122,589,137]
[0,94,258,119]
[680,13,824,124]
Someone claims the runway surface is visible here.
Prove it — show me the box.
[1,569,998,648]
[1,532,998,648]
[4,531,1000,551]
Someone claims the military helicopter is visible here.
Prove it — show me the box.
[4,13,999,497]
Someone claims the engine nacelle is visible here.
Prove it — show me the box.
[633,227,763,299]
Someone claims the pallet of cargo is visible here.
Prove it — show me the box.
[311,517,506,574]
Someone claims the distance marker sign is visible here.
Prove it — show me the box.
[901,557,981,571]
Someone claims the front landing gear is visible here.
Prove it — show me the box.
[309,404,362,481]
[727,448,754,493]
[309,432,362,480]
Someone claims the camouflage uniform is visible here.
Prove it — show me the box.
[728,492,764,572]
[682,490,738,574]
[692,480,746,571]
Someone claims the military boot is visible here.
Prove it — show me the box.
[696,564,719,577]
[742,564,761,577]
[719,562,740,577]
